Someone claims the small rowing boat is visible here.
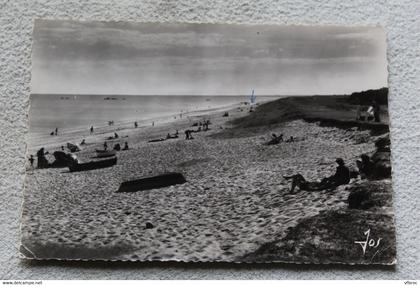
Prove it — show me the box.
[95,149,116,158]
[68,157,117,172]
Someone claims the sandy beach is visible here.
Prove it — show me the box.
[21,95,395,263]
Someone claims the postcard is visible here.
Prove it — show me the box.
[21,20,395,264]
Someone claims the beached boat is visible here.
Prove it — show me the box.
[68,157,117,172]
[95,149,116,158]
[117,172,187,192]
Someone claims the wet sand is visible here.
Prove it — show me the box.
[21,100,383,261]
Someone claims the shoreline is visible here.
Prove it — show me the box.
[27,100,250,153]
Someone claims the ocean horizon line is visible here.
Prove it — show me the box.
[30,93,287,97]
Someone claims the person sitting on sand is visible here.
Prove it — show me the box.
[122,142,129,150]
[266,133,283,145]
[80,139,86,145]
[113,143,121,151]
[114,132,119,139]
[356,154,374,179]
[283,158,350,193]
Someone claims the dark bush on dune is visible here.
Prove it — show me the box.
[347,181,393,210]
[349,88,388,105]
[375,134,391,152]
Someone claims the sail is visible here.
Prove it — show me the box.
[250,89,256,105]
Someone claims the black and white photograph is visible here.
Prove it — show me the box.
[21,20,396,264]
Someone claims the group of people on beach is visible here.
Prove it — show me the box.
[284,153,379,194]
[184,120,211,140]
[50,128,58,136]
[284,158,350,193]
[267,133,295,145]
[103,141,129,151]
[147,119,211,143]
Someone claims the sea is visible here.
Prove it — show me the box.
[29,94,281,140]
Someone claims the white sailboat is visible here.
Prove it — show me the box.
[250,89,256,105]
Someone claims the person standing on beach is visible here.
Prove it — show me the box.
[90,126,94,134]
[356,105,362,121]
[104,142,108,150]
[36,147,48,169]
[134,121,138,128]
[185,130,193,140]
[54,128,58,136]
[373,100,381,122]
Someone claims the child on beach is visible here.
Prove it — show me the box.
[123,142,129,150]
[28,155,34,167]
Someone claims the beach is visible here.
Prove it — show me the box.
[21,95,395,263]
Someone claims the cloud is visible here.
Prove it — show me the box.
[31,20,387,95]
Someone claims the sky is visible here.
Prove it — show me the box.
[31,20,388,96]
